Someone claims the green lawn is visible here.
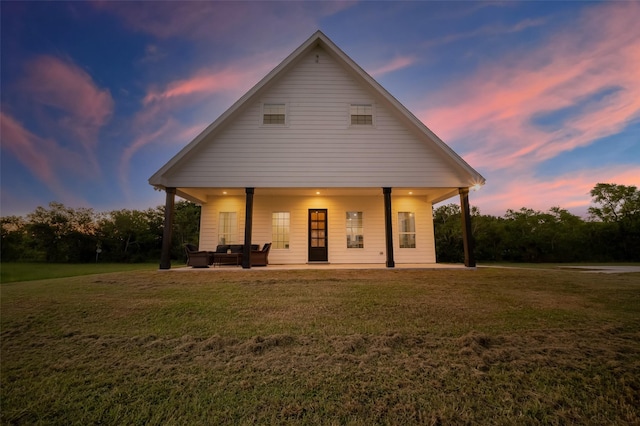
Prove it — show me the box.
[1,268,639,424]
[479,261,640,269]
[0,262,159,284]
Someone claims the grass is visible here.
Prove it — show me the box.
[1,267,639,424]
[479,261,640,270]
[0,262,159,284]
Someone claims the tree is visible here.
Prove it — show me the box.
[587,183,640,261]
[25,202,97,262]
[433,204,464,262]
[171,201,202,261]
[541,207,586,262]
[1,216,28,261]
[473,213,506,262]
[98,209,153,262]
[173,201,201,244]
[588,183,640,223]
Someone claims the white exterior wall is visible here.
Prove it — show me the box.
[199,193,436,265]
[199,195,246,250]
[165,45,467,189]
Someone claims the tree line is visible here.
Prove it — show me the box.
[435,183,640,262]
[1,201,200,263]
[1,183,638,264]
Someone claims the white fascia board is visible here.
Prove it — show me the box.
[430,189,462,205]
[149,32,325,186]
[316,33,485,186]
[149,30,485,188]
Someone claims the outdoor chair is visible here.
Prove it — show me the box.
[184,243,214,268]
[251,243,271,266]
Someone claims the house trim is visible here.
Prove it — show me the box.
[149,30,484,190]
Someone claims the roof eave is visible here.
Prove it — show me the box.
[149,31,328,183]
[149,30,485,186]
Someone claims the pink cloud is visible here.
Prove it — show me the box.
[466,165,640,217]
[119,119,179,199]
[423,17,548,49]
[420,2,640,172]
[1,112,58,184]
[95,2,353,42]
[0,112,92,205]
[1,55,113,211]
[370,56,416,77]
[143,66,263,106]
[19,55,114,153]
[116,56,277,198]
[117,53,281,198]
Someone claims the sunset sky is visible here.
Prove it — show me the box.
[1,1,639,218]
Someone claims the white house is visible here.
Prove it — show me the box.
[149,31,485,269]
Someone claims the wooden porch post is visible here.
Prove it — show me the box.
[242,187,255,269]
[383,187,395,268]
[459,187,476,267]
[159,187,176,270]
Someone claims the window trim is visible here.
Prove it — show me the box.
[346,211,364,249]
[398,211,416,249]
[349,103,375,127]
[272,211,291,249]
[261,102,288,126]
[218,212,238,245]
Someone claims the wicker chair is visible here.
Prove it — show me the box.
[184,244,214,267]
[251,243,271,266]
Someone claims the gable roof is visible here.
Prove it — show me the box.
[149,30,485,194]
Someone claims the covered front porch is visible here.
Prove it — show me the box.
[167,262,471,271]
[157,186,477,270]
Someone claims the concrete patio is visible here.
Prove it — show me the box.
[169,263,472,271]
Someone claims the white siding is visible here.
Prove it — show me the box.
[392,196,436,264]
[199,193,436,264]
[199,196,245,250]
[166,46,467,189]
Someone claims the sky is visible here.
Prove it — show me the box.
[1,1,639,218]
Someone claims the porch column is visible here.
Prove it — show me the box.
[242,187,255,269]
[383,187,395,268]
[459,187,476,267]
[159,187,176,270]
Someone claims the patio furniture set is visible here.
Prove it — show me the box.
[184,243,271,268]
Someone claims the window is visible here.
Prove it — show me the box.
[263,103,286,124]
[398,212,416,248]
[218,212,237,245]
[350,104,373,125]
[272,212,290,249]
[346,211,363,248]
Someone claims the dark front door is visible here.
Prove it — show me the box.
[308,209,328,262]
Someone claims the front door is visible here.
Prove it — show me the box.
[308,209,328,262]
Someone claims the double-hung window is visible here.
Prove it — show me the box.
[272,212,290,249]
[263,103,286,125]
[350,104,373,125]
[218,212,237,245]
[398,212,416,248]
[346,212,363,248]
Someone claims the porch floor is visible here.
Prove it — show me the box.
[170,263,472,271]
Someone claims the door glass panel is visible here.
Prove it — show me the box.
[309,209,328,260]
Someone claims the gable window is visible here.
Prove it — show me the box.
[346,211,364,248]
[263,103,286,125]
[218,212,237,245]
[272,212,290,249]
[398,212,416,248]
[350,104,373,125]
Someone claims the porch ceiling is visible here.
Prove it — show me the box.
[175,187,460,205]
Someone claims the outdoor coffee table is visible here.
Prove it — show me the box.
[213,253,241,267]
